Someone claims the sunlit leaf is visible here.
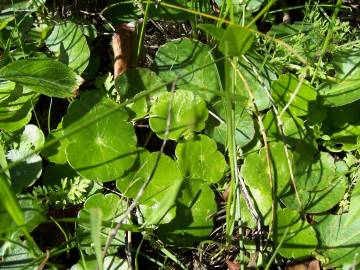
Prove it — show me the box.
[175,134,227,184]
[149,90,208,140]
[63,92,137,181]
[0,59,84,98]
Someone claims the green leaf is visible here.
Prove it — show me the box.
[219,25,254,57]
[115,68,167,119]
[315,203,360,268]
[272,74,316,117]
[46,21,90,74]
[101,2,141,24]
[153,38,220,102]
[141,179,183,226]
[0,240,37,270]
[41,121,70,164]
[116,149,183,206]
[241,142,292,224]
[318,69,360,107]
[282,177,347,213]
[241,142,292,196]
[149,90,208,140]
[0,83,37,132]
[78,193,128,254]
[157,179,217,246]
[148,0,198,20]
[275,208,317,259]
[6,125,44,193]
[197,24,224,40]
[236,54,276,111]
[175,134,227,184]
[63,92,137,182]
[294,152,336,192]
[0,59,84,98]
[263,110,307,147]
[205,99,255,148]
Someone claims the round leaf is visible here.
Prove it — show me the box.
[116,149,183,206]
[282,177,347,213]
[157,179,217,246]
[275,208,317,259]
[294,152,336,191]
[63,92,137,181]
[41,121,69,164]
[153,38,220,102]
[205,99,255,147]
[149,90,208,140]
[115,68,167,119]
[272,74,316,117]
[175,134,227,184]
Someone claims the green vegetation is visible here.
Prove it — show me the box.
[0,0,359,269]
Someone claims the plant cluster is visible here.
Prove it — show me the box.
[0,0,359,269]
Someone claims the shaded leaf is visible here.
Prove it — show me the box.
[205,99,255,147]
[115,68,167,119]
[275,208,317,259]
[154,38,220,102]
[219,25,254,57]
[157,179,217,246]
[0,83,37,132]
[6,125,44,193]
[272,74,316,117]
[282,177,347,213]
[46,21,90,74]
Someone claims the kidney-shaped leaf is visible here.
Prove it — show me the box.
[315,205,360,268]
[175,134,227,184]
[272,74,316,117]
[0,59,84,98]
[241,142,292,196]
[63,92,137,181]
[294,152,336,192]
[275,208,317,259]
[205,99,255,148]
[282,177,347,213]
[116,149,183,206]
[157,179,217,246]
[149,90,208,140]
[115,68,167,119]
[154,38,220,102]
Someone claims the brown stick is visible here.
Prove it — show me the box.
[112,22,137,79]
